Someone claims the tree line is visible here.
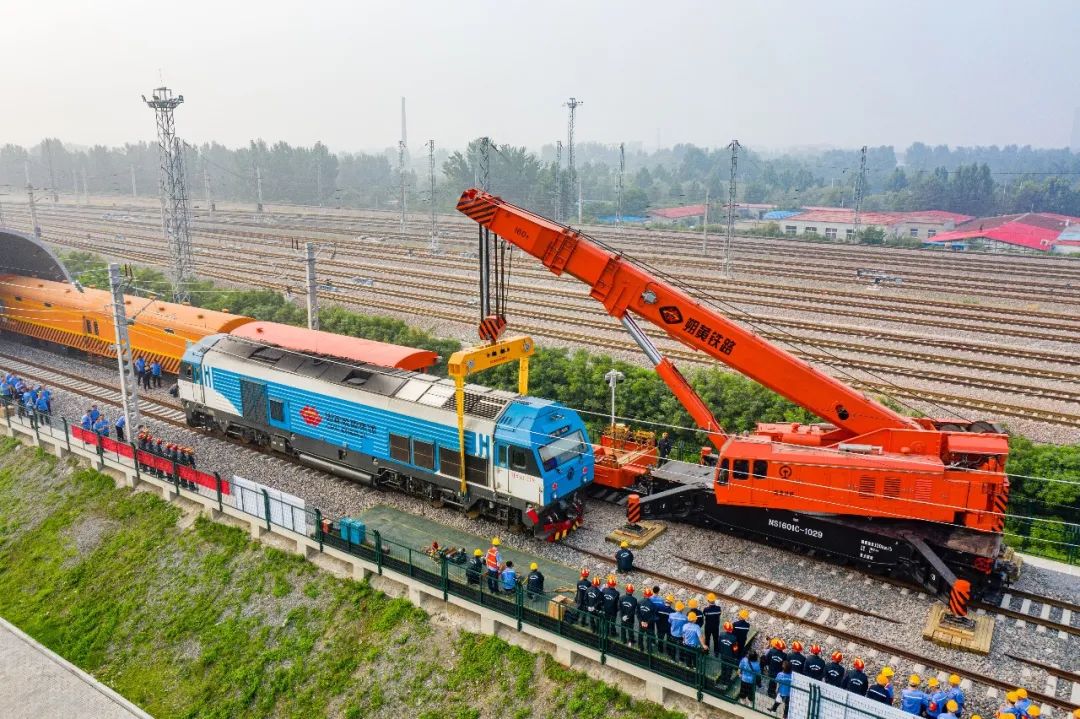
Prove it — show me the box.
[6,136,1077,224]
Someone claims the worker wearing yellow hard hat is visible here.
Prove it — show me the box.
[615,539,634,572]
[900,675,929,714]
[525,561,544,599]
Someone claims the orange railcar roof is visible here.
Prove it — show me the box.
[0,275,252,335]
[231,321,439,371]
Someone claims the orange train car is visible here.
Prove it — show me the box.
[0,274,252,373]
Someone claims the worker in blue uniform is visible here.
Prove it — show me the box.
[617,585,638,645]
[574,569,592,625]
[114,415,126,441]
[150,360,163,388]
[34,393,51,426]
[927,678,948,719]
[500,560,517,592]
[668,601,689,661]
[946,674,965,717]
[1014,689,1031,717]
[681,611,705,667]
[805,644,826,681]
[763,638,787,699]
[901,675,930,716]
[89,404,101,423]
[738,650,762,706]
[939,699,960,719]
[80,411,93,430]
[93,416,110,437]
[769,660,793,718]
[134,357,145,385]
[615,541,634,572]
[636,588,656,652]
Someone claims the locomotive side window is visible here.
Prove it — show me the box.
[92,321,99,335]
[413,440,435,470]
[498,445,507,467]
[753,460,768,479]
[389,434,410,463]
[733,459,749,480]
[439,447,461,477]
[268,399,284,422]
[466,455,489,486]
[511,446,528,471]
[84,319,92,333]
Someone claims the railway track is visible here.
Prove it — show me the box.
[568,547,1075,712]
[20,201,1080,307]
[0,353,188,425]
[983,591,1079,638]
[34,209,1080,336]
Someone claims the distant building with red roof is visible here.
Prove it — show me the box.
[647,204,707,222]
[775,207,972,241]
[922,212,1080,253]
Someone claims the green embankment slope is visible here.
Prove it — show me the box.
[0,438,683,719]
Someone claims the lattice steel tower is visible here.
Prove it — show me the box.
[851,145,867,242]
[724,140,741,278]
[143,87,194,302]
[564,97,583,222]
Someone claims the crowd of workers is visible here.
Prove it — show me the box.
[457,535,1065,719]
[1,374,53,425]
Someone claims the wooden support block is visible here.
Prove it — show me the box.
[922,603,993,655]
[605,521,666,549]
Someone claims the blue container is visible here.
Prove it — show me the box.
[349,519,365,545]
[339,518,353,542]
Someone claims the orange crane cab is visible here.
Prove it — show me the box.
[456,188,1014,613]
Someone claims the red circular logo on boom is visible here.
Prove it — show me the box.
[300,406,322,427]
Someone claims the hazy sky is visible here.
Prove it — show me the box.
[2,0,1077,154]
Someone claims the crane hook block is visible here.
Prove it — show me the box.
[478,314,507,343]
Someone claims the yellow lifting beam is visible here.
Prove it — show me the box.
[446,335,535,494]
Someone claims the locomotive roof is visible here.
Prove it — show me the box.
[206,335,517,422]
[231,321,438,372]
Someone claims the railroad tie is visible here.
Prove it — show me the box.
[742,586,758,602]
[707,576,724,591]
[725,579,741,595]
[777,596,794,613]
[796,601,812,618]
[1017,598,1031,627]
[760,590,776,606]
[816,608,832,624]
[1070,681,1080,704]
[999,592,1013,609]
[1036,604,1051,634]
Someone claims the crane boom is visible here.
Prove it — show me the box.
[457,189,917,438]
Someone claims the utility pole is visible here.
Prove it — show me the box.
[130,165,138,198]
[81,167,89,205]
[45,140,59,202]
[564,97,583,222]
[578,176,583,225]
[617,142,625,225]
[427,139,438,254]
[203,168,214,220]
[852,145,867,243]
[304,242,319,331]
[554,140,562,222]
[24,161,40,238]
[108,263,141,434]
[479,137,491,191]
[398,140,407,231]
[143,87,195,303]
[702,187,710,252]
[724,139,741,279]
[255,166,264,213]
[401,97,407,149]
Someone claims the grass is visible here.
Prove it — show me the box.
[0,440,684,718]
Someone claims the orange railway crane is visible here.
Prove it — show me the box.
[456,188,1016,616]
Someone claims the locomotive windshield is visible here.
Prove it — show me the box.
[539,430,587,471]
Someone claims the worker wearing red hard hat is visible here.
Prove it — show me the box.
[618,584,638,646]
[787,640,807,675]
[574,569,592,626]
[763,638,787,700]
[843,657,869,696]
[805,643,826,682]
[717,620,741,687]
[824,651,846,687]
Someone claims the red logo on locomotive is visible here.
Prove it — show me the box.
[300,406,322,427]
